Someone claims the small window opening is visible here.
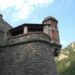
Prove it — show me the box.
[28,26,43,32]
[54,48,59,56]
[11,28,23,36]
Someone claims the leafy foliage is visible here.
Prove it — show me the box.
[56,42,75,75]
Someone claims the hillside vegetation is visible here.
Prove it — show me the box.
[56,42,75,75]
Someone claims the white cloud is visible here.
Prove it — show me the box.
[0,0,20,10]
[0,0,53,21]
[12,3,34,20]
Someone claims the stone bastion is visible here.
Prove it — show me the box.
[0,32,58,75]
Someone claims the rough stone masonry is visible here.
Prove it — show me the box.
[0,14,62,75]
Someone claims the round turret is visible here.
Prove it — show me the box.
[42,16,58,24]
[43,16,61,56]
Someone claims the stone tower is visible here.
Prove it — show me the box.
[43,16,60,43]
[0,15,61,75]
[0,14,12,46]
[42,16,61,56]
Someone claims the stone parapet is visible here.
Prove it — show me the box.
[6,32,51,46]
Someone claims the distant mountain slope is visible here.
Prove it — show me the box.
[56,42,75,75]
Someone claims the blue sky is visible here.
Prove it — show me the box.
[0,0,75,48]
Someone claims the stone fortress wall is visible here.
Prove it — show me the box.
[0,14,61,75]
[0,33,58,75]
[0,14,12,46]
